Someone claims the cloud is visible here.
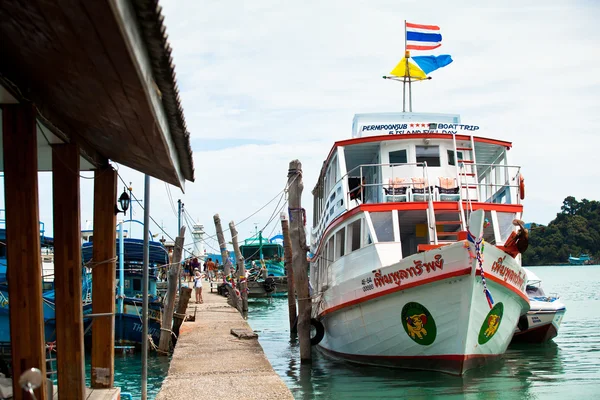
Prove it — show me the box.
[2,0,599,250]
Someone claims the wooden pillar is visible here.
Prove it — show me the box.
[158,227,185,354]
[288,160,311,362]
[213,214,241,312]
[91,166,117,388]
[2,104,48,399]
[229,221,247,312]
[281,214,297,334]
[52,143,85,397]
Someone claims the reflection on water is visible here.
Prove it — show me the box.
[246,266,600,399]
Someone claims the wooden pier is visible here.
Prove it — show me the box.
[156,281,293,400]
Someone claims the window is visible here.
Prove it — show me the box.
[370,212,395,242]
[416,146,440,167]
[389,150,407,165]
[335,228,345,259]
[447,150,463,166]
[133,279,141,291]
[348,219,361,251]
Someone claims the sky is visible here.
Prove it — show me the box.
[4,0,600,255]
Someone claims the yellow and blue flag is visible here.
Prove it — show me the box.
[412,55,453,74]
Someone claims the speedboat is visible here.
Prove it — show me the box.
[512,268,566,343]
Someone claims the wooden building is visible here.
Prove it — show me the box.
[0,0,195,398]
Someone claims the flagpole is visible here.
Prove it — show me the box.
[404,20,412,112]
[402,20,407,112]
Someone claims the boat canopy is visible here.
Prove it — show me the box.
[81,238,168,265]
[524,268,541,284]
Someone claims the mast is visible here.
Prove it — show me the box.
[403,20,407,112]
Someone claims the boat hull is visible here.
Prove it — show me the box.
[314,241,529,375]
[512,300,565,343]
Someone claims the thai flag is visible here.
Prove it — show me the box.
[406,22,442,51]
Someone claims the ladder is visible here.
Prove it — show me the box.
[454,135,479,217]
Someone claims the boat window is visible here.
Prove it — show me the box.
[497,212,516,243]
[335,228,345,259]
[348,219,361,251]
[416,145,440,167]
[133,279,141,291]
[370,212,394,242]
[389,150,407,165]
[327,237,334,265]
[447,150,463,166]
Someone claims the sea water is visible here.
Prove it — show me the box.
[109,266,600,399]
[245,265,600,399]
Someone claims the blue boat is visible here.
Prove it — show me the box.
[240,231,288,297]
[568,253,592,265]
[0,216,93,345]
[81,222,168,348]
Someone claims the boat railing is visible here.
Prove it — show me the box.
[459,162,522,206]
[313,161,523,240]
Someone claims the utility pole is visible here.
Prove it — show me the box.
[177,199,183,292]
[141,175,150,399]
[287,160,311,362]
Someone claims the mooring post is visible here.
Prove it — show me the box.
[281,212,297,334]
[158,227,186,354]
[287,160,311,362]
[214,214,242,312]
[229,221,248,312]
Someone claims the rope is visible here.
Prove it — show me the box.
[160,327,178,339]
[468,230,494,309]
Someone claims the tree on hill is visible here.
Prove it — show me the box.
[522,196,600,266]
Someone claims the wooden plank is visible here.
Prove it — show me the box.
[52,143,86,397]
[2,104,48,400]
[229,221,248,312]
[91,167,117,388]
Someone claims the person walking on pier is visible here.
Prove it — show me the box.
[206,258,216,282]
[193,268,203,303]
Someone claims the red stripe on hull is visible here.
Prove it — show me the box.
[318,267,472,318]
[511,323,558,343]
[318,346,503,376]
[483,273,529,303]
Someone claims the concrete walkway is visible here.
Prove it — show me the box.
[156,281,293,400]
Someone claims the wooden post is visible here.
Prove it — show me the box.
[2,104,48,400]
[213,214,242,312]
[229,221,248,312]
[287,160,311,362]
[158,227,186,353]
[172,287,192,341]
[281,213,297,334]
[91,166,117,388]
[52,143,85,398]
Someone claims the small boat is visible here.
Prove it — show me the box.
[81,220,168,348]
[240,231,288,297]
[511,268,566,343]
[568,253,592,265]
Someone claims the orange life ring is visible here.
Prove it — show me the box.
[519,174,525,200]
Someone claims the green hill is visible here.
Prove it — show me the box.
[523,196,600,266]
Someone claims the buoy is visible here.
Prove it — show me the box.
[519,174,525,200]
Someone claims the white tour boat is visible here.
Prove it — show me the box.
[309,111,531,375]
[511,268,566,343]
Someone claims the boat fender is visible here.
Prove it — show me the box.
[263,277,276,293]
[310,318,325,346]
[519,174,525,200]
[517,315,529,332]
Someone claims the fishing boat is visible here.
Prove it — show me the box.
[568,253,592,265]
[81,220,168,348]
[511,268,566,343]
[240,231,288,297]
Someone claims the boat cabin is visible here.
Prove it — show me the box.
[311,113,524,289]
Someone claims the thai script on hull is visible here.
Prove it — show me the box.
[371,255,444,288]
[490,256,526,290]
